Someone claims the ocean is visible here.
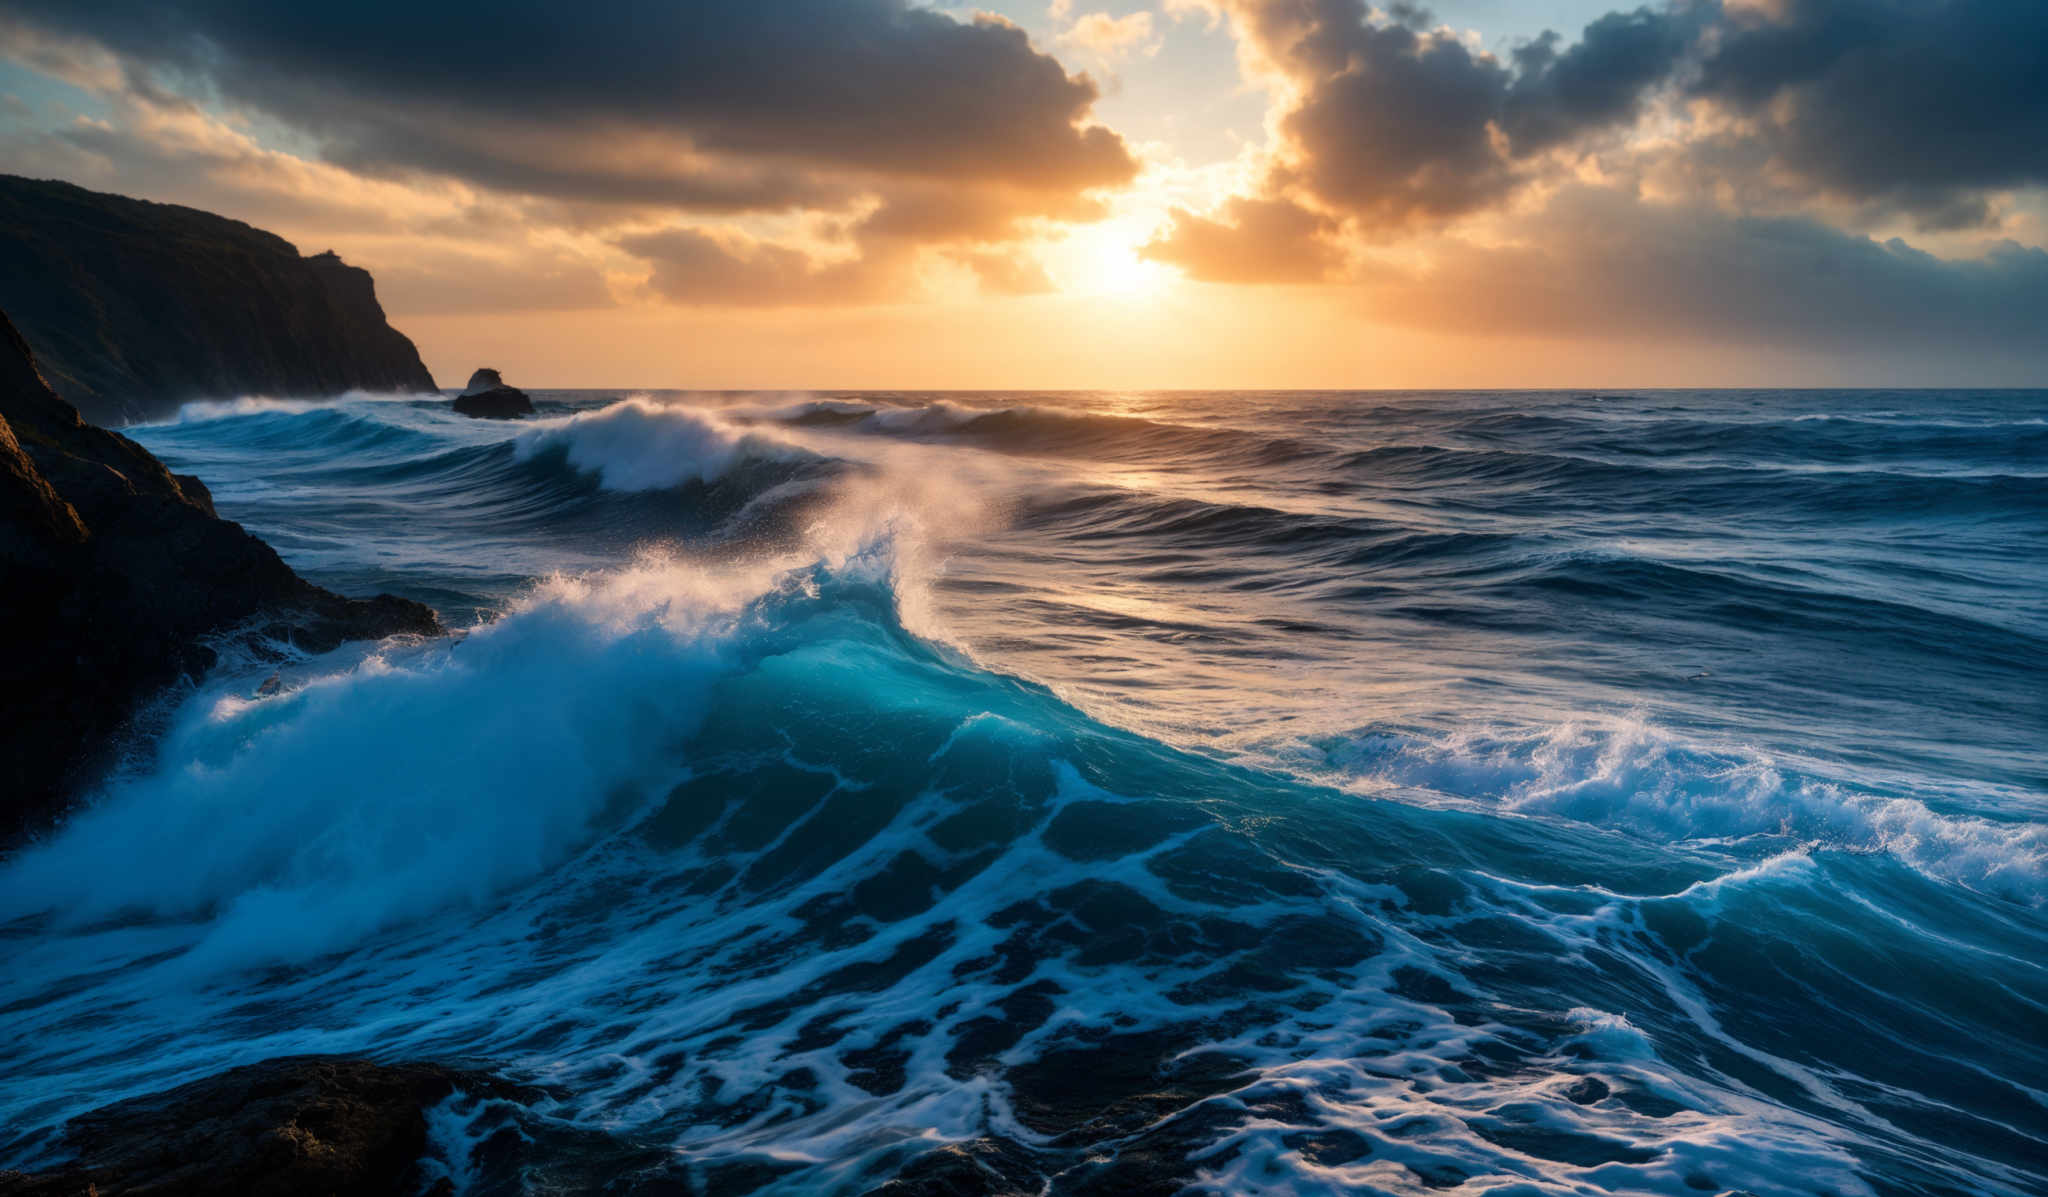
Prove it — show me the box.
[1,388,2043,1194]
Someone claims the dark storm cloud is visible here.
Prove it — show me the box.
[1691,0,2048,219]
[1275,5,1515,225]
[1202,0,2046,237]
[1138,0,1695,277]
[0,0,1138,208]
[1503,7,1694,154]
[1220,0,1692,228]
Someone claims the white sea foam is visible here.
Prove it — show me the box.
[1312,717,2048,904]
[154,390,429,423]
[513,397,806,491]
[0,563,747,971]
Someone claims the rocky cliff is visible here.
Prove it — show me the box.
[0,1057,535,1197]
[0,175,437,425]
[0,309,440,841]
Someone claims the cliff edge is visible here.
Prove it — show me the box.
[0,175,437,425]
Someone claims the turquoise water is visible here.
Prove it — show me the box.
[1,388,2043,1194]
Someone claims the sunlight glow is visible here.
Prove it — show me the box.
[1047,218,1175,299]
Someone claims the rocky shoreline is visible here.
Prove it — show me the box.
[0,1058,534,1197]
[0,309,441,840]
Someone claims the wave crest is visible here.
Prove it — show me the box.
[514,398,808,491]
[1314,718,2047,904]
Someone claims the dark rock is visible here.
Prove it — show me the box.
[452,388,534,419]
[451,366,535,419]
[0,175,437,425]
[0,309,442,842]
[1563,1075,1611,1105]
[863,1136,1044,1196]
[0,1056,532,1197]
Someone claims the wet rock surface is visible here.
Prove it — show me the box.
[0,1057,530,1197]
[452,367,535,419]
[0,309,441,842]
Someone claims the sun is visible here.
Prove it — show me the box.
[1090,245,1173,297]
[1046,217,1175,299]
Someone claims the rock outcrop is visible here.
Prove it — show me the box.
[0,175,438,425]
[451,367,535,419]
[0,1057,532,1197]
[0,309,441,841]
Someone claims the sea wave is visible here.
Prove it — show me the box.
[1,547,1986,1195]
[515,397,813,492]
[1309,718,2048,904]
[0,556,746,970]
[37,385,2041,1195]
[153,390,435,422]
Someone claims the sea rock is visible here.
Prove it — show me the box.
[0,1057,533,1197]
[0,309,442,842]
[451,367,536,419]
[0,174,438,425]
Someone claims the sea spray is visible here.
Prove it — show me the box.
[513,397,808,491]
[0,560,736,969]
[1306,717,2048,904]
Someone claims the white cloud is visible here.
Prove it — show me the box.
[1056,10,1159,61]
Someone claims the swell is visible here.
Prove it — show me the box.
[1486,551,2048,654]
[1336,442,2047,521]
[753,394,2048,492]
[144,398,2044,550]
[1,548,2039,1195]
[1013,484,2044,659]
[749,397,2046,527]
[749,396,1327,469]
[136,397,847,567]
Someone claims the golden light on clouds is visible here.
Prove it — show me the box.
[1,0,2042,386]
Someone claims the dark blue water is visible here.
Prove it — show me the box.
[1,389,2043,1194]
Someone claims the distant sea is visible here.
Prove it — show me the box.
[3,388,2043,1194]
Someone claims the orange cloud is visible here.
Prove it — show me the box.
[1140,197,1341,282]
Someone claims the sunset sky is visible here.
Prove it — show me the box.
[1,0,2043,388]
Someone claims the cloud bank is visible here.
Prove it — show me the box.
[2,0,2043,378]
[0,0,1137,306]
[1140,0,2048,369]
